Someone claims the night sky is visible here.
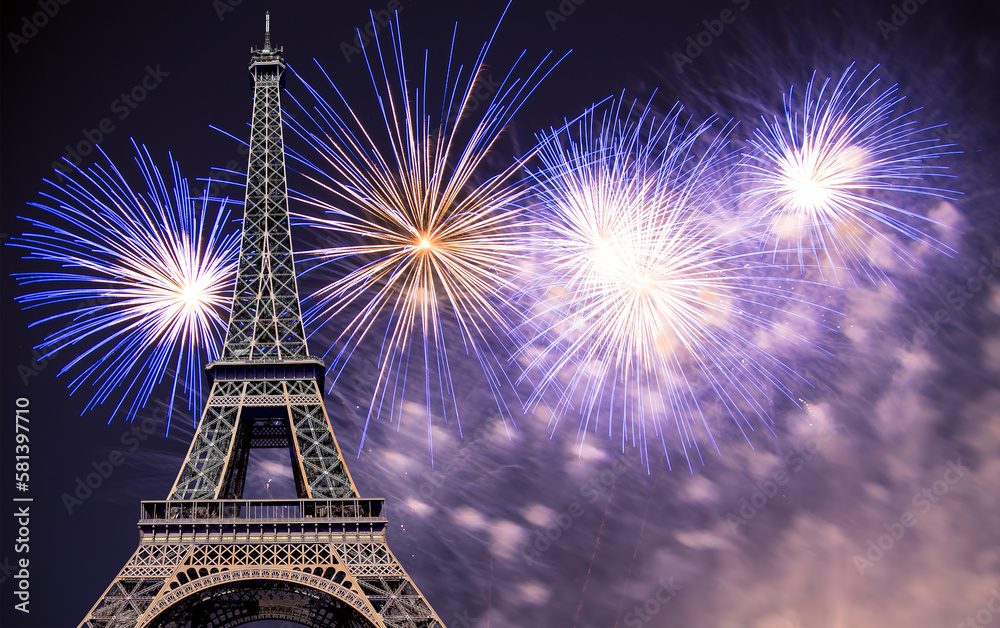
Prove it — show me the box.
[2,1,999,627]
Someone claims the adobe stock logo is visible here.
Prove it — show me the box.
[50,64,170,181]
[445,72,501,123]
[519,453,640,566]
[621,578,682,627]
[339,0,412,64]
[852,458,969,575]
[877,0,932,41]
[904,249,1000,352]
[671,0,751,73]
[955,590,1000,628]
[6,0,71,54]
[60,415,164,514]
[544,0,587,31]
[725,423,840,533]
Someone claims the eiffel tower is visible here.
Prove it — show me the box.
[81,14,444,628]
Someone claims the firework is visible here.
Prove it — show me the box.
[516,98,815,469]
[10,141,240,430]
[281,6,564,456]
[740,64,958,282]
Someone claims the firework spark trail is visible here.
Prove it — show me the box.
[740,63,959,283]
[613,474,659,627]
[280,4,566,458]
[516,97,828,468]
[10,141,240,430]
[573,477,616,628]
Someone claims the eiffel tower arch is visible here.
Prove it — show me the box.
[80,14,444,628]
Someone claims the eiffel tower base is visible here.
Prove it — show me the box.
[81,498,442,628]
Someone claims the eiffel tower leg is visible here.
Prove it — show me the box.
[337,540,444,627]
[168,380,242,501]
[80,543,191,627]
[286,379,358,498]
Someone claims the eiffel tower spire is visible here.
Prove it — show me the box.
[80,14,445,627]
[223,11,304,362]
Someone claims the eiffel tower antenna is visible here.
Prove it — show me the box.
[263,11,271,51]
[80,13,445,627]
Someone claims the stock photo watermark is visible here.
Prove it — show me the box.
[213,0,244,22]
[449,608,477,628]
[6,0,72,53]
[520,451,640,565]
[906,248,1000,352]
[621,577,682,627]
[852,458,969,575]
[448,72,501,120]
[50,64,170,181]
[543,0,588,31]
[725,422,841,533]
[59,406,168,514]
[339,0,412,64]
[10,397,33,613]
[16,347,59,386]
[671,0,751,73]
[415,425,493,502]
[954,590,1000,628]
[877,0,933,41]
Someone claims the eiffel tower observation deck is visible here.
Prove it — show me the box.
[80,13,445,628]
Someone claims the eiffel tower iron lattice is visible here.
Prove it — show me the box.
[81,14,444,628]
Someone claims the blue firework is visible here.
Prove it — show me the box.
[740,64,959,282]
[9,141,240,430]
